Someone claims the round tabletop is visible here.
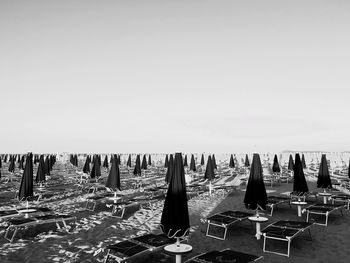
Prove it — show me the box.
[318,192,331,196]
[291,201,307,205]
[248,216,268,222]
[164,244,193,255]
[18,209,37,213]
[107,196,122,201]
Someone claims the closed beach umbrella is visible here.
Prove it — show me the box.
[348,159,350,179]
[165,154,174,183]
[204,156,215,181]
[103,155,109,169]
[212,154,217,170]
[244,153,267,210]
[164,154,169,168]
[141,155,148,170]
[127,154,132,167]
[83,156,90,173]
[90,155,101,179]
[317,154,332,189]
[272,154,281,173]
[35,155,45,183]
[161,152,190,238]
[44,156,50,175]
[301,154,307,169]
[18,153,34,201]
[200,154,205,165]
[8,156,15,173]
[229,154,235,168]
[133,155,141,176]
[105,154,121,191]
[148,155,152,166]
[288,154,294,171]
[293,154,309,193]
[19,155,24,170]
[183,155,188,167]
[244,154,250,167]
[190,154,196,172]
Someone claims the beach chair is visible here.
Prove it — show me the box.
[266,196,291,216]
[108,200,136,218]
[305,203,345,226]
[290,191,318,202]
[330,194,350,209]
[104,233,177,263]
[185,249,263,263]
[261,220,313,257]
[85,195,107,211]
[205,210,254,240]
[4,213,76,242]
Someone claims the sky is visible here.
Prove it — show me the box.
[0,0,349,154]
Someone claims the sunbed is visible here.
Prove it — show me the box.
[104,233,177,263]
[205,210,254,240]
[266,195,291,216]
[4,213,76,242]
[305,203,345,226]
[290,191,318,202]
[185,248,263,263]
[261,220,313,257]
[330,194,350,209]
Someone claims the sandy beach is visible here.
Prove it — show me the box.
[1,155,350,263]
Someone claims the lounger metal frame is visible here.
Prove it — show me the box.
[185,248,263,263]
[206,211,254,240]
[266,196,291,216]
[4,214,75,242]
[330,195,350,210]
[104,233,178,263]
[305,204,344,226]
[262,221,313,257]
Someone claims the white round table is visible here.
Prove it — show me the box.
[248,216,268,240]
[18,208,36,218]
[291,201,307,217]
[318,192,331,204]
[164,243,192,263]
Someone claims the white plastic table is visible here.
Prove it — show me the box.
[248,216,268,240]
[318,192,331,204]
[164,243,192,263]
[291,201,307,217]
[18,208,37,218]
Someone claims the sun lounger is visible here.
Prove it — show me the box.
[185,248,263,263]
[4,213,76,242]
[266,196,291,216]
[305,203,345,226]
[330,194,350,209]
[290,191,318,202]
[85,195,107,211]
[104,233,177,263]
[261,220,313,257]
[206,210,254,240]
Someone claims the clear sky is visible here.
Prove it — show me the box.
[0,0,349,154]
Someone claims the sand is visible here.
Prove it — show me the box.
[0,159,350,262]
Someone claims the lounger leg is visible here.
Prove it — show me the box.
[306,211,310,222]
[308,229,312,241]
[5,226,18,243]
[325,213,328,226]
[287,240,291,257]
[270,206,274,216]
[104,250,110,263]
